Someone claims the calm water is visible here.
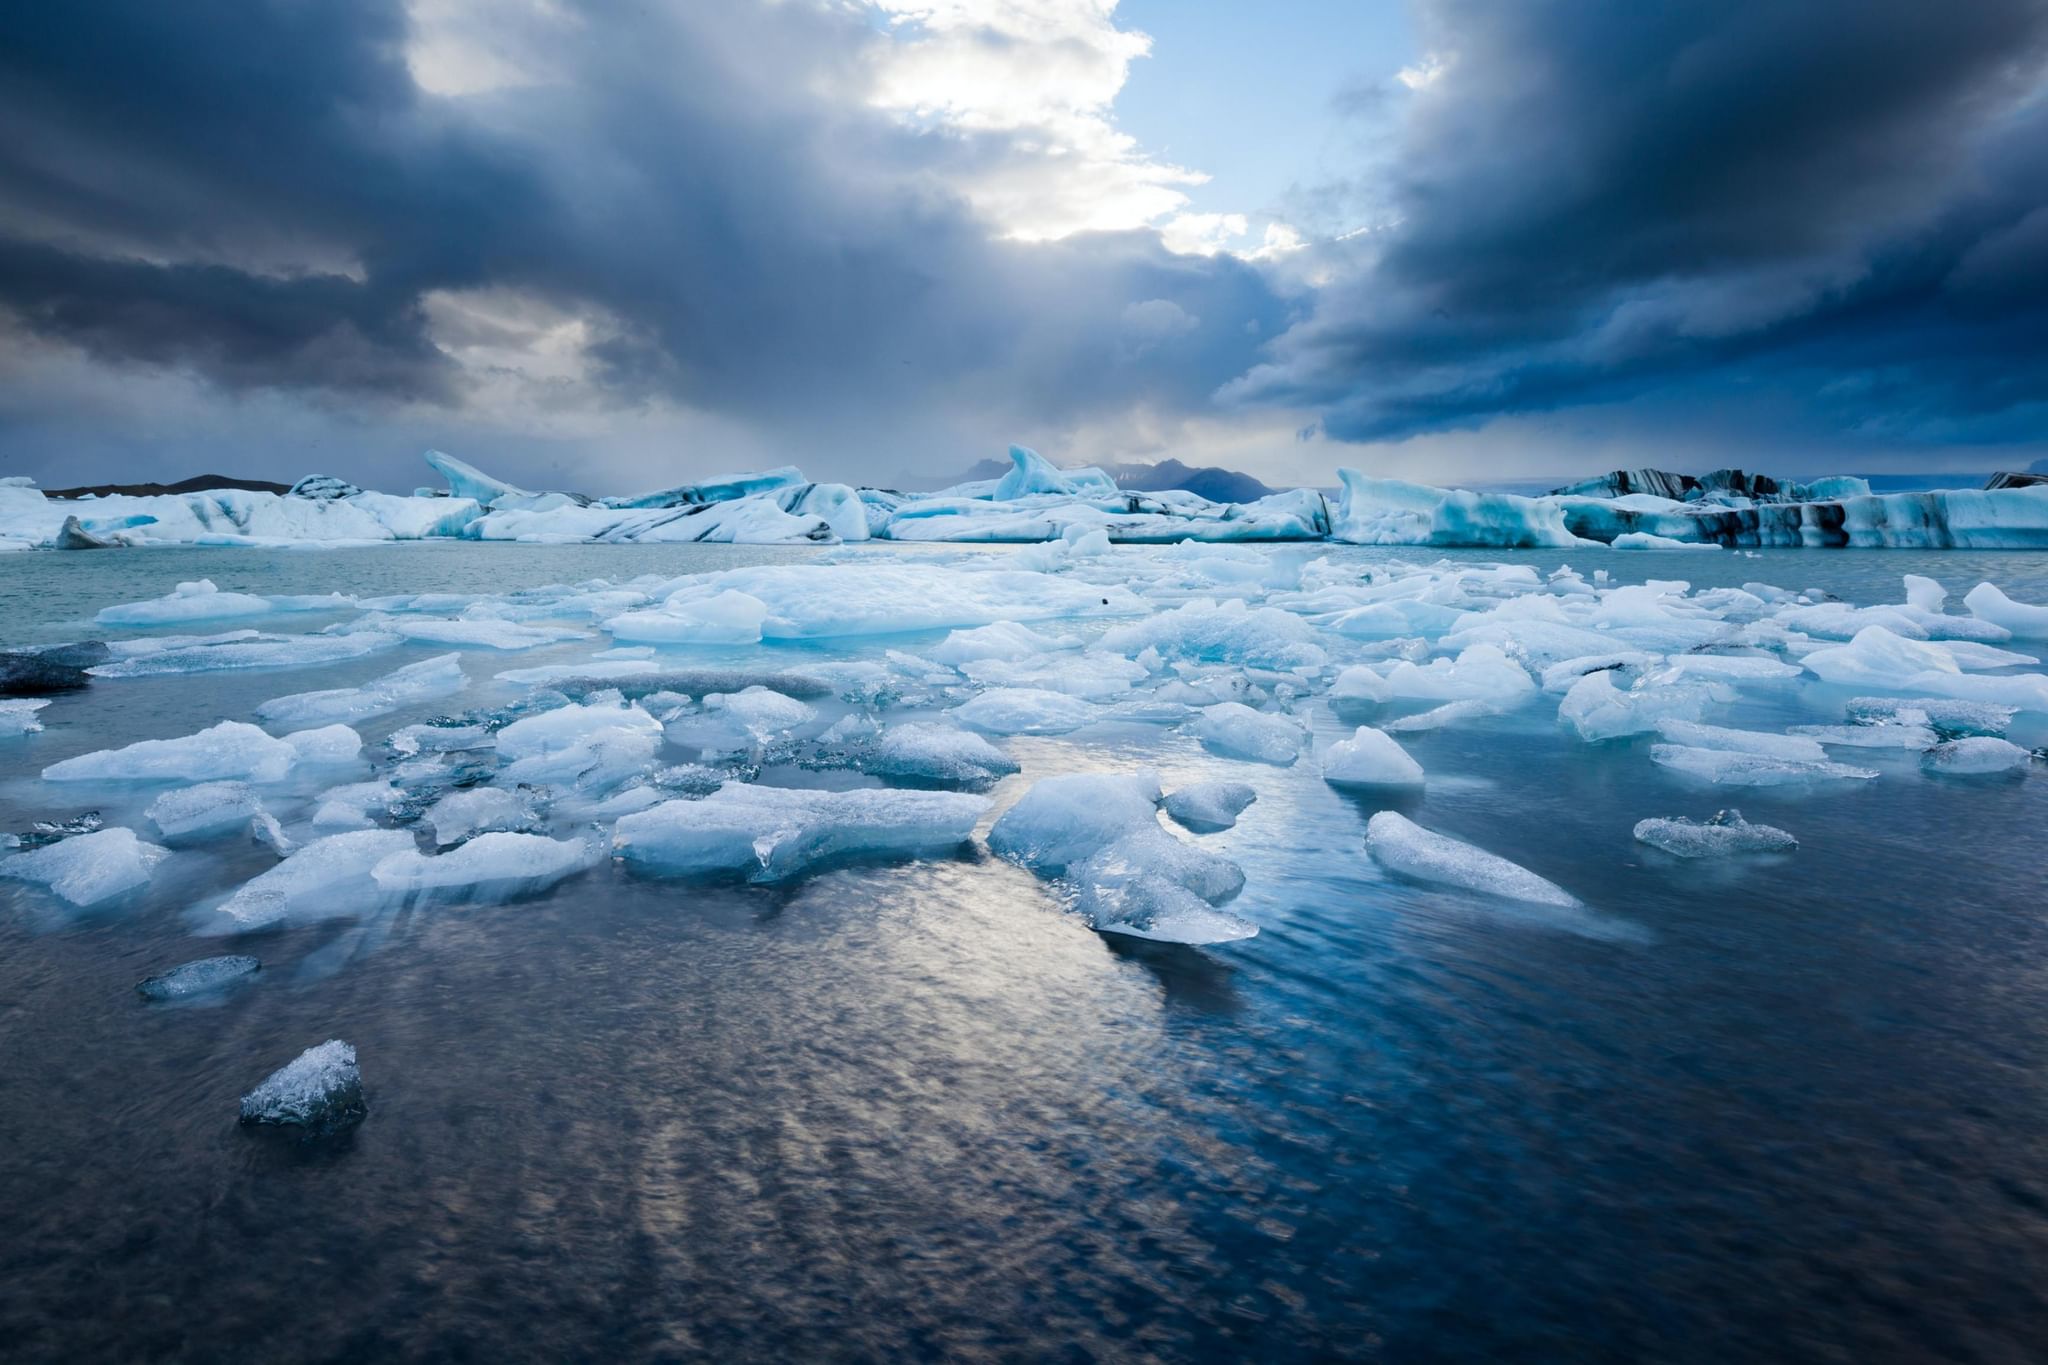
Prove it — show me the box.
[4,542,2048,1363]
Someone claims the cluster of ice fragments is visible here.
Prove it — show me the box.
[4,538,2044,970]
[8,444,2048,551]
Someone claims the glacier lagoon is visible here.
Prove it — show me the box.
[4,538,2048,1360]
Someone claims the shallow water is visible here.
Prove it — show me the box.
[4,542,2048,1362]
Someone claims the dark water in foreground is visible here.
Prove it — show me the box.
[4,543,2048,1362]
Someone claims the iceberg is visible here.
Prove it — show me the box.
[136,954,262,1001]
[1189,702,1306,765]
[239,1040,366,1136]
[1633,809,1798,858]
[256,653,466,728]
[1,827,168,906]
[1365,812,1580,907]
[612,784,987,882]
[1321,726,1426,788]
[1161,781,1257,832]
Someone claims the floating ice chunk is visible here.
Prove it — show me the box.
[372,833,596,896]
[1381,644,1535,702]
[89,630,400,678]
[0,698,49,735]
[1162,781,1257,832]
[1190,702,1306,765]
[1384,699,1506,733]
[868,723,1019,783]
[425,787,544,846]
[147,782,262,839]
[612,784,987,881]
[1649,744,1879,786]
[44,720,302,784]
[214,829,416,928]
[137,954,261,1000]
[1330,665,1391,703]
[1904,574,1947,613]
[1101,598,1327,671]
[0,827,167,906]
[606,589,768,645]
[1964,582,2048,637]
[951,687,1099,735]
[1633,809,1798,857]
[1845,697,2015,737]
[1654,720,1829,762]
[1321,726,1425,788]
[1923,737,2034,775]
[928,621,1080,666]
[987,771,1164,874]
[256,653,466,728]
[1365,812,1579,907]
[1611,532,1720,551]
[95,579,277,625]
[1068,827,1254,944]
[1557,671,1711,741]
[239,1040,366,1135]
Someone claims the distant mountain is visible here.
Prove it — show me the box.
[895,457,1274,501]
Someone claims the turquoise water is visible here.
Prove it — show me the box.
[4,542,2048,1362]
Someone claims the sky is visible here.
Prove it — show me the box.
[3,0,2047,495]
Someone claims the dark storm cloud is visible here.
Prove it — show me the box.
[0,0,1283,481]
[1231,0,2048,447]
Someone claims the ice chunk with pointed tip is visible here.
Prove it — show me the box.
[1162,781,1257,832]
[1,698,49,735]
[213,829,416,928]
[867,723,1019,783]
[1365,812,1580,907]
[951,687,1099,735]
[1557,671,1712,741]
[147,782,262,839]
[425,787,544,846]
[373,833,596,896]
[1321,726,1426,788]
[613,784,987,881]
[1190,702,1305,765]
[136,954,261,1000]
[256,653,466,728]
[1964,582,2048,637]
[1922,737,2033,775]
[1,827,167,906]
[1649,744,1879,786]
[1633,809,1797,857]
[239,1040,366,1135]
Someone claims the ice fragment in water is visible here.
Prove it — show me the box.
[147,782,262,839]
[1321,726,1426,788]
[1922,737,2034,775]
[1365,812,1580,908]
[239,1040,366,1135]
[1190,702,1306,765]
[0,827,167,906]
[1633,809,1797,858]
[1649,745,1879,786]
[136,954,261,1001]
[612,784,987,882]
[866,723,1019,783]
[255,653,466,728]
[1161,781,1257,832]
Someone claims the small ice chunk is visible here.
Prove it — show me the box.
[147,782,262,839]
[425,787,544,846]
[1649,744,1879,786]
[1922,737,2034,775]
[1162,781,1257,832]
[612,784,988,882]
[372,833,596,896]
[1964,582,2048,637]
[136,954,261,1001]
[1633,809,1797,858]
[867,723,1019,783]
[1321,726,1425,788]
[256,653,466,728]
[1,698,50,736]
[951,687,1099,735]
[0,827,168,906]
[238,1040,366,1135]
[1190,702,1306,765]
[1365,812,1579,907]
[214,829,416,928]
[1654,720,1829,762]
